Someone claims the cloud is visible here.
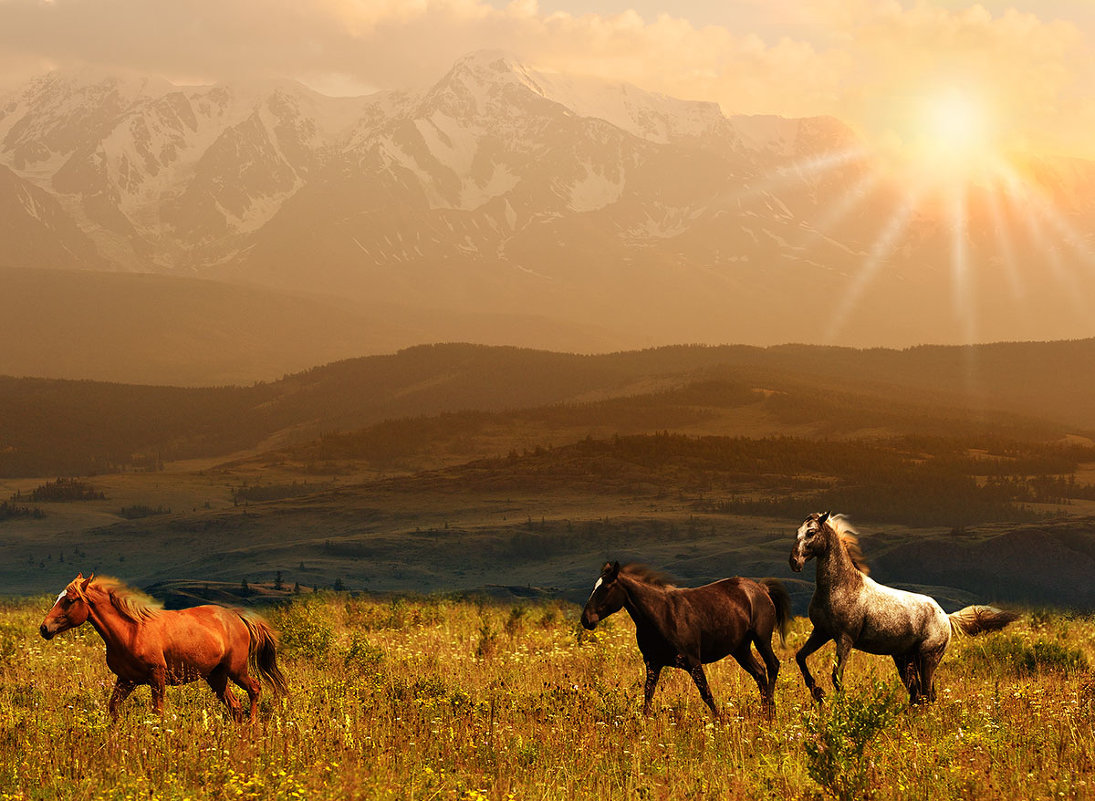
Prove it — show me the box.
[0,0,1091,157]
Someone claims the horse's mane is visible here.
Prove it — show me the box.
[620,563,677,588]
[91,576,164,622]
[828,515,870,575]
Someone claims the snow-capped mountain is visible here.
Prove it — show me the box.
[2,50,1094,350]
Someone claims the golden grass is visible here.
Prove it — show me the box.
[1,595,1093,800]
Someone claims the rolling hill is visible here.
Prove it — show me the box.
[4,340,1095,608]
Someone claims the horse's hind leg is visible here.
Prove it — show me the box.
[230,668,262,720]
[206,666,244,722]
[684,662,720,717]
[752,631,781,704]
[733,642,774,711]
[892,654,920,703]
[917,647,946,704]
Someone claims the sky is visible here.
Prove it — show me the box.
[1,0,1093,160]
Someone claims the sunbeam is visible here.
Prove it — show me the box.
[995,166,1088,319]
[796,169,884,249]
[823,185,922,343]
[723,146,870,207]
[982,176,1025,304]
[947,181,976,344]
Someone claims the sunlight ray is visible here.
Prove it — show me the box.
[994,163,1093,317]
[996,162,1095,275]
[796,169,883,249]
[982,174,1025,303]
[947,182,977,345]
[823,187,921,343]
[999,183,1088,318]
[722,146,869,207]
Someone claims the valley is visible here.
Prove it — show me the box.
[4,341,1095,611]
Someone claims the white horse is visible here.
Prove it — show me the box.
[789,512,1018,703]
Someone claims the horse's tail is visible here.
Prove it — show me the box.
[241,613,290,695]
[948,605,1019,638]
[759,578,792,647]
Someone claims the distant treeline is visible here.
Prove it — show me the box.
[467,432,1095,528]
[11,478,105,502]
[0,500,42,521]
[232,481,331,504]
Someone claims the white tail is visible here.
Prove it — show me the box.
[948,605,1020,638]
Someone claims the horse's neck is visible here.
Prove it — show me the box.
[815,537,863,595]
[619,575,668,628]
[84,587,138,650]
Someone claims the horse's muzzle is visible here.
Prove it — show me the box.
[789,552,805,573]
[580,613,598,630]
[39,624,54,640]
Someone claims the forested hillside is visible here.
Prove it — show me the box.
[3,341,1094,478]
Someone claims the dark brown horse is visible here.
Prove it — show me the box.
[790,512,1019,704]
[40,573,288,720]
[581,561,791,716]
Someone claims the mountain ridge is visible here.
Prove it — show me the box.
[3,50,1094,356]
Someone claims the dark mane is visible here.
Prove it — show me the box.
[92,576,163,622]
[829,515,870,575]
[619,563,677,588]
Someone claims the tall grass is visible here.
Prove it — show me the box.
[1,595,1093,799]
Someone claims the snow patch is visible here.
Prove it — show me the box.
[567,167,623,212]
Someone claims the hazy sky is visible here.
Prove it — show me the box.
[1,0,1092,159]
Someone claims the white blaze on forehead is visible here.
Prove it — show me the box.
[588,577,603,600]
[55,590,66,604]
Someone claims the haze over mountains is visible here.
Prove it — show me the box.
[2,51,1094,386]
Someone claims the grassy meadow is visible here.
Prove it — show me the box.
[0,594,1093,800]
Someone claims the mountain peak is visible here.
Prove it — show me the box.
[431,50,726,144]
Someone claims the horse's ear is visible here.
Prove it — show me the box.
[80,573,94,591]
[818,511,831,524]
[609,561,620,579]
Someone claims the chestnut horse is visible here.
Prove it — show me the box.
[581,561,791,716]
[40,573,288,720]
[790,512,1018,704]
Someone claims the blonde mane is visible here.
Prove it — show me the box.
[87,576,164,622]
[828,515,870,575]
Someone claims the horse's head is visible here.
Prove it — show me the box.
[40,573,94,640]
[789,512,833,572]
[580,561,625,630]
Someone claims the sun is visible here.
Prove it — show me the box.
[904,86,1001,185]
[923,89,988,157]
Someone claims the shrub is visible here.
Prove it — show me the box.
[343,634,384,674]
[275,600,333,661]
[802,682,904,800]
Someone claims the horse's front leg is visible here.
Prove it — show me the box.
[831,635,853,693]
[642,661,663,716]
[149,665,168,715]
[108,679,137,720]
[796,628,832,703]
